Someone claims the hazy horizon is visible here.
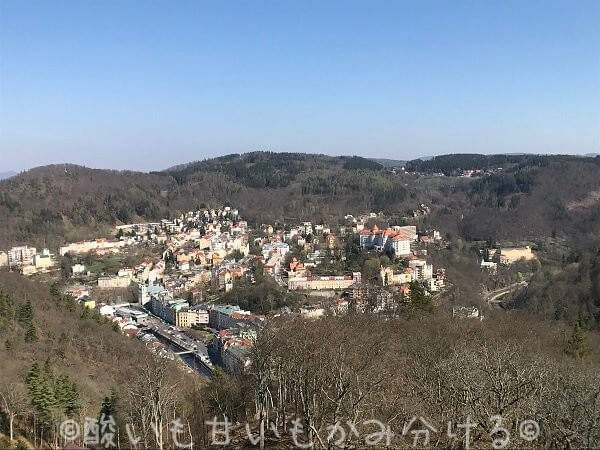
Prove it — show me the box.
[1,0,599,172]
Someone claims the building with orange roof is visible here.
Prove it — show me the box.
[359,226,413,256]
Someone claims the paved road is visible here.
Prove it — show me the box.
[146,316,210,356]
[484,281,528,304]
[133,307,215,373]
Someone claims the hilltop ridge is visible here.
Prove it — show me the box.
[1,151,600,249]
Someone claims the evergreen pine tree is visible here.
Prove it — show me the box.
[100,395,113,417]
[54,375,70,409]
[65,381,80,416]
[566,324,589,359]
[26,360,81,423]
[25,362,41,389]
[49,282,60,298]
[0,292,15,320]
[17,300,34,326]
[26,362,55,420]
[409,281,433,312]
[24,323,38,342]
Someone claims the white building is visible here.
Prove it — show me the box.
[0,251,8,267]
[408,259,433,281]
[99,304,115,316]
[480,261,498,273]
[72,264,86,275]
[391,236,411,256]
[139,283,170,306]
[359,226,413,256]
[59,239,125,256]
[8,246,37,267]
[176,306,209,327]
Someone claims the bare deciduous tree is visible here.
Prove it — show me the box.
[0,382,29,442]
[127,357,180,450]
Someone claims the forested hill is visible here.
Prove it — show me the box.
[0,164,177,248]
[0,272,147,422]
[0,153,401,248]
[405,153,599,175]
[452,157,600,242]
[1,151,600,249]
[161,152,383,186]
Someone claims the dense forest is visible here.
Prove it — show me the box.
[207,312,600,448]
[509,243,600,326]
[0,272,179,447]
[404,153,598,175]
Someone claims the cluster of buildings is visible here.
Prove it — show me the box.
[97,259,165,289]
[92,208,258,373]
[357,225,445,294]
[63,285,96,309]
[1,228,153,278]
[96,301,150,337]
[3,204,454,376]
[379,258,445,292]
[144,287,210,328]
[156,208,251,295]
[294,283,397,318]
[208,305,266,374]
[141,279,264,373]
[256,217,445,299]
[0,246,57,276]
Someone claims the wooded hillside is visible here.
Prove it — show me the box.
[0,153,408,248]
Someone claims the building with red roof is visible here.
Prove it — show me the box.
[359,226,416,256]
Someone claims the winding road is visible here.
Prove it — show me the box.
[484,281,528,304]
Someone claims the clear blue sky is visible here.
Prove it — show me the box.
[1,0,599,172]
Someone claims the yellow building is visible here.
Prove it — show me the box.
[211,252,224,266]
[379,266,412,286]
[176,307,209,327]
[33,253,55,270]
[288,272,361,291]
[21,265,38,276]
[499,246,535,264]
[80,298,96,309]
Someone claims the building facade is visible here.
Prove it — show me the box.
[359,226,415,256]
[288,272,361,291]
[98,275,132,289]
[176,307,209,328]
[8,246,37,267]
